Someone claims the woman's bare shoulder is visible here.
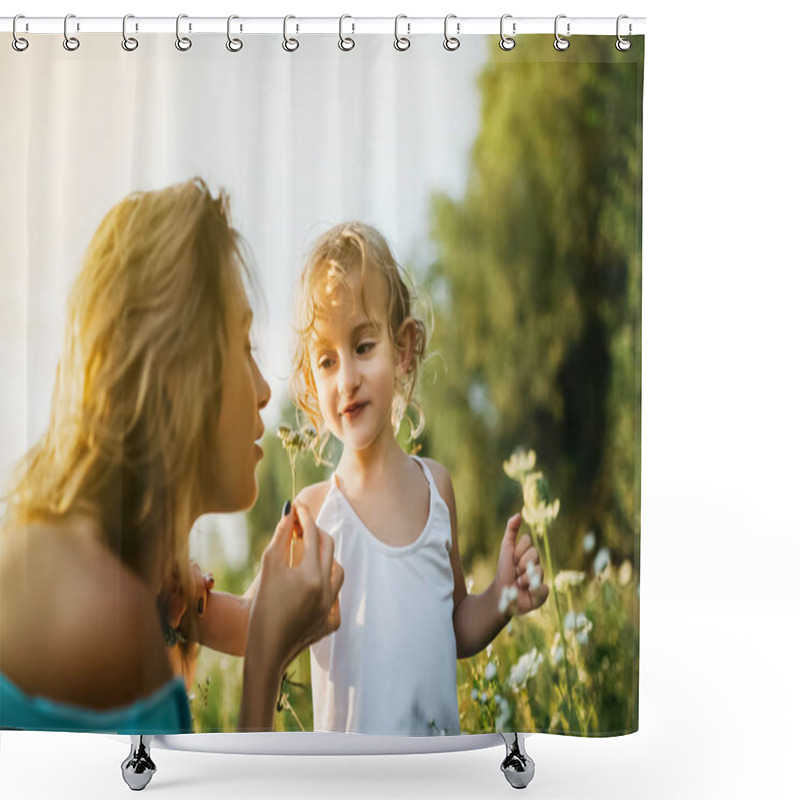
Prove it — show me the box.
[295,479,333,520]
[0,518,172,709]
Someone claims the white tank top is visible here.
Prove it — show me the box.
[310,456,461,736]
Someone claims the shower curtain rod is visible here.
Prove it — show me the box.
[1,16,646,37]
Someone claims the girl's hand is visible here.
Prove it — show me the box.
[162,562,215,631]
[495,513,549,616]
[246,500,344,672]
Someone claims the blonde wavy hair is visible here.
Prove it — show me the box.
[291,222,427,454]
[2,178,252,602]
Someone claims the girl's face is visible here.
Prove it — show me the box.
[204,299,270,512]
[310,271,407,455]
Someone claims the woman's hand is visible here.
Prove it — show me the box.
[239,500,343,730]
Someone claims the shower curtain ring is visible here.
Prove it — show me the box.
[499,14,516,50]
[282,15,299,52]
[339,15,355,51]
[122,15,138,51]
[12,15,29,52]
[175,14,192,51]
[63,14,80,51]
[443,14,460,51]
[394,15,411,51]
[226,15,243,52]
[554,14,570,51]
[616,15,632,51]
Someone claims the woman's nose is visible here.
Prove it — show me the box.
[256,364,271,410]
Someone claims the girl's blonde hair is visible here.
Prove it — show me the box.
[291,222,427,449]
[3,178,252,602]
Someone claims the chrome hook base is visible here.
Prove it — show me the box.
[499,733,535,789]
[121,736,156,791]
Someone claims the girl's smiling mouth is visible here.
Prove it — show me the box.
[341,401,368,420]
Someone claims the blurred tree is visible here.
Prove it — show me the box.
[421,36,643,570]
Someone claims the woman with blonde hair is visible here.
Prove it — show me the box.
[0,178,342,733]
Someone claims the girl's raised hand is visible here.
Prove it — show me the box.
[496,512,549,616]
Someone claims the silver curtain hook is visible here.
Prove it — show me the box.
[175,14,192,51]
[227,15,243,52]
[616,15,632,51]
[499,14,516,51]
[339,14,355,51]
[122,14,138,52]
[554,14,570,51]
[12,14,29,52]
[282,15,299,52]
[394,14,410,51]
[443,14,460,51]
[63,13,80,51]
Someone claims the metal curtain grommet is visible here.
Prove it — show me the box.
[499,14,515,50]
[394,14,410,51]
[554,14,570,51]
[282,15,299,52]
[63,13,80,51]
[616,15,632,51]
[443,14,460,51]
[122,14,138,51]
[12,15,29,52]
[227,15,243,52]
[339,14,355,51]
[175,14,192,51]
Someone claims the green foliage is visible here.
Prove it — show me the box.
[421,36,643,571]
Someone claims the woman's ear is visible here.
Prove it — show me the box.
[394,318,417,376]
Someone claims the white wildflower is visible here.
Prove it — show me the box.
[583,531,596,552]
[563,610,576,631]
[498,585,518,615]
[526,560,542,589]
[503,450,536,481]
[594,547,611,575]
[487,643,493,658]
[619,560,633,586]
[575,612,593,646]
[508,647,544,689]
[550,633,564,665]
[481,692,488,704]
[554,570,585,593]
[485,662,498,681]
[471,689,478,701]
[496,696,512,730]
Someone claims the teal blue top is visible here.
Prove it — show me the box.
[0,673,192,734]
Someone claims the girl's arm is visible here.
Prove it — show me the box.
[424,459,548,659]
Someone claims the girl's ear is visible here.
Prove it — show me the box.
[394,317,417,376]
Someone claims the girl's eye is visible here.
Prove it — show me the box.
[318,356,334,371]
[357,341,375,356]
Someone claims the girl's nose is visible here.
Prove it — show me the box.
[338,354,361,395]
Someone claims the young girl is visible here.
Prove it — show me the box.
[291,222,549,735]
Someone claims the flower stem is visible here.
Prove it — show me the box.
[541,527,579,733]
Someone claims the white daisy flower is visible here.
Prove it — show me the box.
[508,648,544,689]
[485,662,498,681]
[583,531,596,552]
[555,570,585,593]
[503,450,536,480]
[594,547,611,575]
